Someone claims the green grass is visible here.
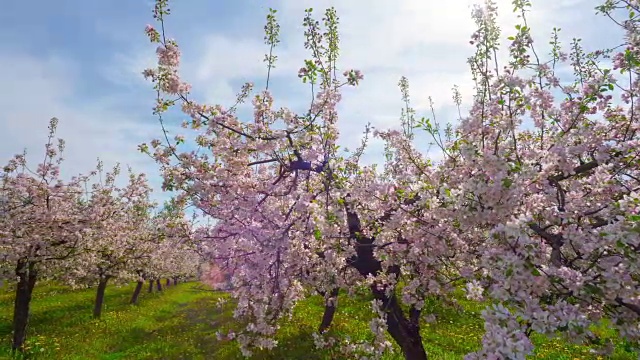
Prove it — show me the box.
[0,282,637,359]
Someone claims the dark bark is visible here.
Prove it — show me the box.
[156,279,162,292]
[549,159,600,182]
[165,278,171,287]
[12,259,38,352]
[528,223,564,267]
[130,281,144,305]
[173,277,178,285]
[148,279,153,293]
[318,288,340,333]
[371,286,427,360]
[616,297,640,315]
[93,276,110,319]
[343,198,428,360]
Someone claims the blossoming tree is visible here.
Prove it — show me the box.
[60,163,158,318]
[436,1,639,358]
[0,118,93,351]
[128,199,198,304]
[140,0,640,359]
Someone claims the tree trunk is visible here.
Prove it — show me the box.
[342,201,428,360]
[130,281,144,305]
[318,288,340,333]
[372,286,427,360]
[165,278,171,287]
[156,279,162,292]
[93,276,110,319]
[12,259,38,352]
[148,279,153,293]
[173,277,178,285]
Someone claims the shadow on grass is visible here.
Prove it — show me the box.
[63,293,238,360]
[0,301,92,340]
[135,294,329,360]
[0,284,146,339]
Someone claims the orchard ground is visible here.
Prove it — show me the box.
[0,282,636,359]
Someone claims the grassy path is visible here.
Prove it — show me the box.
[0,282,229,359]
[0,282,637,359]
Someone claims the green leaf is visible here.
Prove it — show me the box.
[531,268,541,276]
[583,284,604,297]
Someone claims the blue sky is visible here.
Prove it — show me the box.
[0,0,623,205]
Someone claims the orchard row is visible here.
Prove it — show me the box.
[0,118,203,351]
[3,0,640,359]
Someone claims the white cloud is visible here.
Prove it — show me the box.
[104,50,158,89]
[111,0,619,168]
[267,0,620,148]
[162,0,621,153]
[0,53,168,202]
[3,0,621,201]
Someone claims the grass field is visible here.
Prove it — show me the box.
[0,281,637,359]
